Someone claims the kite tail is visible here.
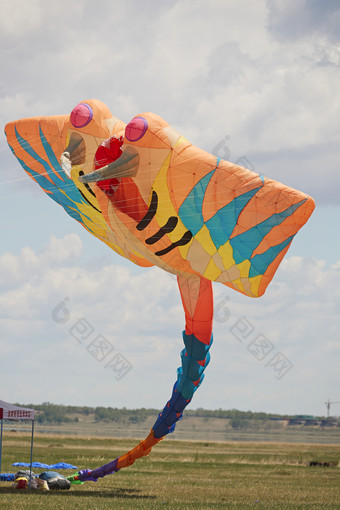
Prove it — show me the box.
[73,332,213,482]
[152,332,213,438]
[73,431,162,482]
[72,276,213,483]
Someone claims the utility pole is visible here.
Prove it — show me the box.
[325,400,340,418]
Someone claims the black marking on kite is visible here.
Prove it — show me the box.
[77,187,102,213]
[79,171,96,197]
[77,171,102,213]
[155,230,193,256]
[136,190,158,230]
[145,217,178,244]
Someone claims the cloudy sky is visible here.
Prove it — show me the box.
[0,0,339,418]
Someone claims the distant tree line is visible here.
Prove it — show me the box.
[17,403,295,425]
[94,407,153,424]
[22,403,94,424]
[186,408,288,420]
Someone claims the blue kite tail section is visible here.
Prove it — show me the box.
[177,332,213,399]
[152,382,191,439]
[152,332,213,439]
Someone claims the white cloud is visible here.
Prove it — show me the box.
[267,0,340,43]
[0,0,43,37]
[0,1,339,414]
[0,234,338,414]
[1,0,339,205]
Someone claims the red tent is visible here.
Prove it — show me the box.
[0,400,35,487]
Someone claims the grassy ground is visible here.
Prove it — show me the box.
[0,433,339,509]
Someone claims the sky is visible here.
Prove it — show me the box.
[0,0,339,418]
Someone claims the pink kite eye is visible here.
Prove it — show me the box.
[125,117,148,142]
[70,103,93,128]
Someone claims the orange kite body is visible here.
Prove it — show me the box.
[5,99,315,480]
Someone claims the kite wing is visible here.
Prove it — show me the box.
[4,101,153,268]
[87,111,315,297]
[169,151,315,297]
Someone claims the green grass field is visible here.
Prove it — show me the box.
[0,433,339,509]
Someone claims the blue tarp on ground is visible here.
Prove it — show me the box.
[12,462,78,469]
[0,473,15,481]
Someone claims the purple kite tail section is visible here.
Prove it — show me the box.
[78,458,119,482]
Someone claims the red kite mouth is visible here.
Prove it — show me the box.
[97,177,121,196]
[78,145,139,184]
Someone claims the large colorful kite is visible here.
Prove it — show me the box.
[5,99,315,481]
